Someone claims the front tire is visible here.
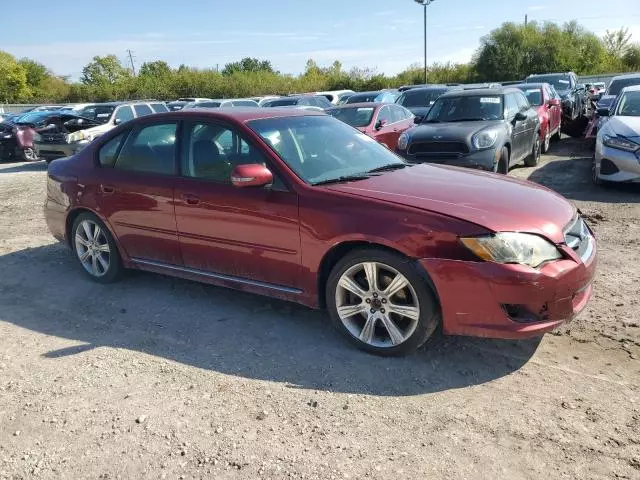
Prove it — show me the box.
[72,213,123,283]
[326,249,439,356]
[20,147,38,162]
[541,128,550,154]
[552,118,562,141]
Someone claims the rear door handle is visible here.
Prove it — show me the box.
[100,184,115,194]
[182,193,200,205]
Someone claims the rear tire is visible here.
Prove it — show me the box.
[71,213,123,284]
[524,135,541,167]
[552,119,562,141]
[541,128,550,154]
[326,249,439,356]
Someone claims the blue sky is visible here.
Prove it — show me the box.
[1,0,638,79]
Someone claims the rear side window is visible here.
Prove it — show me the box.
[515,92,530,111]
[313,96,332,108]
[232,100,259,107]
[114,123,177,175]
[114,106,134,124]
[150,103,169,113]
[133,104,153,117]
[98,132,127,167]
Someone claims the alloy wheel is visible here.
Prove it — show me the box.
[335,261,420,348]
[23,147,37,161]
[75,219,111,277]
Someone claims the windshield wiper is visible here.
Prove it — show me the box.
[367,163,408,174]
[450,117,486,122]
[311,174,372,186]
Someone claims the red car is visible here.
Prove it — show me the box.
[326,102,416,150]
[44,109,596,356]
[515,83,562,153]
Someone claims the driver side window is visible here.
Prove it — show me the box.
[114,106,134,125]
[504,94,519,119]
[376,106,392,125]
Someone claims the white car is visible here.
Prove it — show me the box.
[315,90,354,105]
[593,84,640,184]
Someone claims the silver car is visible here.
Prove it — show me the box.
[593,85,640,184]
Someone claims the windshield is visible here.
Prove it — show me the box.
[345,93,381,104]
[517,87,543,106]
[397,89,446,108]
[614,90,640,117]
[528,75,571,91]
[14,112,52,126]
[608,77,640,96]
[78,105,116,124]
[425,95,503,122]
[185,101,221,109]
[263,98,299,107]
[326,107,375,128]
[247,115,404,184]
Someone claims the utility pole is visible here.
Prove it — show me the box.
[524,14,528,27]
[127,49,136,76]
[414,0,435,84]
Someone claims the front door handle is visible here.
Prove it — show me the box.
[100,184,115,194]
[182,193,200,205]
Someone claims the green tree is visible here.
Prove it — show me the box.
[222,57,274,76]
[81,55,130,85]
[139,60,172,77]
[603,28,632,57]
[18,58,48,90]
[622,44,640,69]
[0,51,30,102]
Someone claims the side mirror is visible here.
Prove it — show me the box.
[548,98,561,107]
[597,107,610,117]
[514,111,527,122]
[375,119,387,130]
[231,164,273,188]
[413,116,422,124]
[114,118,122,126]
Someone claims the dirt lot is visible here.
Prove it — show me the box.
[0,138,639,480]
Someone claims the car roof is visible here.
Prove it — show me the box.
[528,72,574,77]
[327,102,385,110]
[611,72,640,81]
[440,87,506,97]
[146,107,326,123]
[513,83,546,89]
[401,85,457,92]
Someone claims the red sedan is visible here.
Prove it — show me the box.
[515,83,563,153]
[326,102,416,150]
[44,108,596,356]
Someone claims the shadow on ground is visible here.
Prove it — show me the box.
[0,243,541,397]
[0,160,47,174]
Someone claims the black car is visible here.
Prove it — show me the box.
[261,95,333,109]
[344,91,398,104]
[395,85,462,121]
[525,72,585,121]
[396,87,541,174]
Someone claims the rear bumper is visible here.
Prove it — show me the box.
[401,147,497,170]
[44,198,67,243]
[420,240,597,339]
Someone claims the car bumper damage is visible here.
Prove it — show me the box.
[595,143,640,183]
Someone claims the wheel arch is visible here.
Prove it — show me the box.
[65,208,127,262]
[316,240,441,310]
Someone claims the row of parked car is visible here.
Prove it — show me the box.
[1,71,638,184]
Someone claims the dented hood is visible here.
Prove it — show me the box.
[324,164,575,243]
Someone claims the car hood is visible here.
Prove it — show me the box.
[602,116,640,139]
[407,120,502,143]
[324,164,575,243]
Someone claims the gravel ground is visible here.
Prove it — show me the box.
[0,138,639,480]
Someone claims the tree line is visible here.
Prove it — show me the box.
[1,21,639,104]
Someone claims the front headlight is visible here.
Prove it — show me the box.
[460,232,562,268]
[67,131,90,143]
[397,133,409,151]
[472,129,498,150]
[602,134,639,153]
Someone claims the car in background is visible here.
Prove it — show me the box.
[1,111,102,161]
[167,98,213,111]
[344,91,397,104]
[395,85,462,121]
[596,73,640,112]
[336,93,354,105]
[58,103,94,113]
[591,82,606,98]
[326,102,415,150]
[183,99,259,109]
[251,96,281,106]
[593,85,640,184]
[461,83,502,90]
[514,83,562,153]
[525,72,585,121]
[396,87,541,173]
[44,108,596,356]
[34,101,163,162]
[315,90,354,105]
[261,95,333,109]
[19,105,65,113]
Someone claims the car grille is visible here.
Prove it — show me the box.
[38,133,67,144]
[408,141,469,156]
[564,216,593,262]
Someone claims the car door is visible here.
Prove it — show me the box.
[172,119,301,289]
[515,91,538,156]
[545,85,561,133]
[95,121,182,265]
[372,106,397,148]
[504,93,526,162]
